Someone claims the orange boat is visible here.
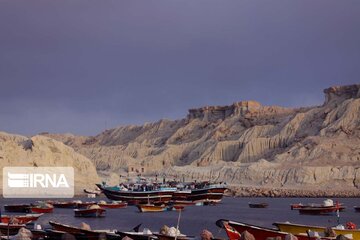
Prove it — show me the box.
[29,205,54,214]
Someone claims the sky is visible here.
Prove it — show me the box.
[0,0,359,136]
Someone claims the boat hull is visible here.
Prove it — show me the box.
[298,206,338,215]
[225,220,321,240]
[98,184,175,205]
[274,222,360,239]
[29,206,54,214]
[4,204,31,213]
[98,202,128,209]
[0,213,43,224]
[49,221,108,239]
[0,223,26,236]
[74,208,106,217]
[187,187,227,203]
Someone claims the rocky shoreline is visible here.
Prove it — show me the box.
[227,185,360,198]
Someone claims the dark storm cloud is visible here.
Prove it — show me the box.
[0,0,359,135]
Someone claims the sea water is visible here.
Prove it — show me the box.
[0,197,359,238]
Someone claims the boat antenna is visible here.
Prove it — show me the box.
[175,208,182,240]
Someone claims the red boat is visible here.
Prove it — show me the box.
[98,201,128,209]
[29,203,54,214]
[0,213,43,224]
[217,219,329,240]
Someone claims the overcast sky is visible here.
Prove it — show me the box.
[0,0,359,136]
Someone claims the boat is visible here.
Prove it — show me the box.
[153,233,193,240]
[4,204,31,213]
[45,229,86,240]
[74,206,106,217]
[216,219,327,240]
[76,201,97,209]
[248,202,269,208]
[96,184,176,205]
[28,203,54,214]
[298,206,340,215]
[274,222,360,239]
[0,213,43,224]
[97,200,128,209]
[291,199,346,212]
[137,204,183,213]
[355,206,360,212]
[51,201,78,208]
[186,183,227,203]
[115,225,157,240]
[49,221,109,239]
[0,223,27,236]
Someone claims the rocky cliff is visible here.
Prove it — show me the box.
[44,84,360,193]
[0,132,100,194]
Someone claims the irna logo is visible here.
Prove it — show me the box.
[3,167,74,198]
[8,173,69,188]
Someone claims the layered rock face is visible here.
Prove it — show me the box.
[45,84,360,192]
[0,132,100,194]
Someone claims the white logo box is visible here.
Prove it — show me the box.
[3,167,74,198]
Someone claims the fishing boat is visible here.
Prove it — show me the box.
[97,184,176,205]
[45,229,86,240]
[298,206,339,215]
[0,223,27,236]
[0,213,43,224]
[49,221,109,239]
[4,204,31,213]
[291,199,346,212]
[76,201,97,209]
[115,227,157,240]
[186,183,227,203]
[216,219,327,240]
[74,206,106,217]
[29,204,54,214]
[97,200,128,209]
[51,201,78,209]
[274,222,359,239]
[248,202,269,208]
[355,206,360,212]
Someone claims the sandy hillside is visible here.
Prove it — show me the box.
[44,84,360,193]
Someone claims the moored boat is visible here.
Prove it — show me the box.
[0,213,43,224]
[97,184,175,205]
[0,223,27,236]
[217,219,326,240]
[186,183,227,203]
[4,204,31,213]
[51,201,78,209]
[49,221,109,239]
[29,204,54,214]
[298,206,339,215]
[248,202,268,208]
[98,200,128,209]
[274,222,360,239]
[74,206,106,217]
[354,206,360,212]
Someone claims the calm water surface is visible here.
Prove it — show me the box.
[1,197,359,238]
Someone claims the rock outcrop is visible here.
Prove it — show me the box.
[0,132,100,194]
[44,84,360,193]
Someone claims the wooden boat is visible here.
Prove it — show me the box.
[137,203,184,213]
[98,201,128,209]
[248,202,268,208]
[274,222,360,239]
[298,206,339,215]
[0,223,27,236]
[29,205,54,214]
[115,229,157,240]
[217,219,326,240]
[355,206,360,212]
[4,204,31,213]
[97,184,176,205]
[76,201,97,209]
[52,201,78,208]
[74,207,106,217]
[49,221,109,239]
[0,213,43,224]
[186,184,227,203]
